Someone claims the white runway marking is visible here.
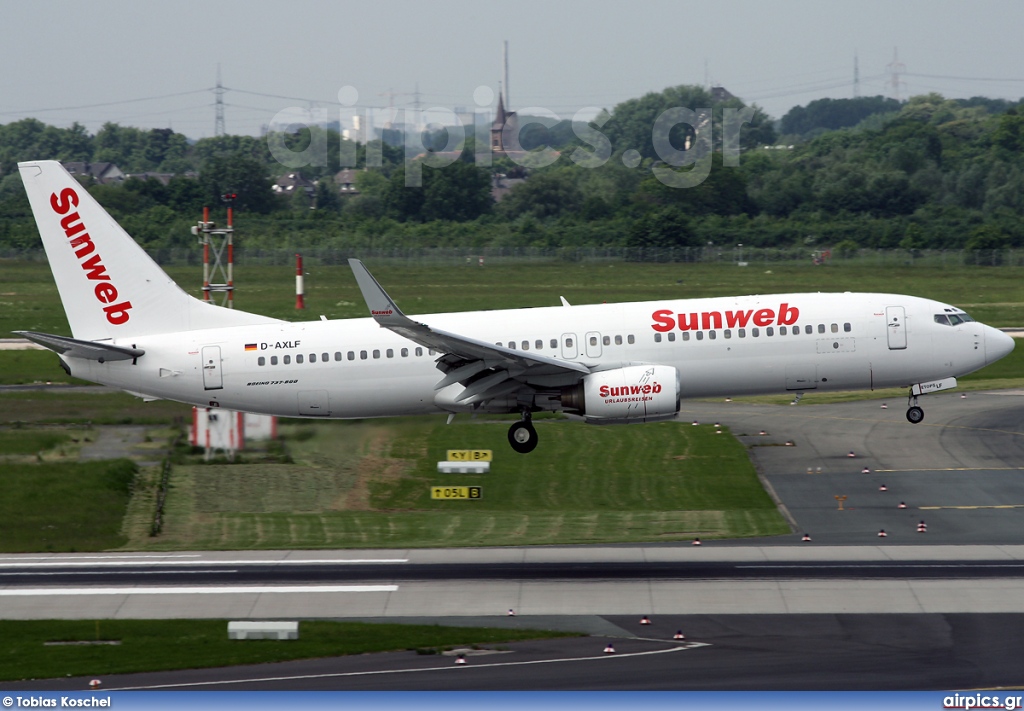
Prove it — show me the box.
[112,642,711,690]
[0,585,397,596]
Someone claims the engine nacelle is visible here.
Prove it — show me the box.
[560,364,680,424]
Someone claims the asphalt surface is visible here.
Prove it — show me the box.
[4,614,1023,691]
[3,389,1024,689]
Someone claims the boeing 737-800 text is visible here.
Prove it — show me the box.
[14,161,1015,453]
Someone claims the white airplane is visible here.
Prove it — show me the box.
[15,160,1015,453]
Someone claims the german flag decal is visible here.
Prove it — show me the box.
[244,343,258,351]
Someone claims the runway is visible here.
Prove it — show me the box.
[3,389,1024,689]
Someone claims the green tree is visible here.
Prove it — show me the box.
[199,154,276,214]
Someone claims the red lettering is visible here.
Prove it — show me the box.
[70,233,96,259]
[701,311,723,330]
[778,303,799,325]
[725,310,752,327]
[651,309,675,332]
[753,308,774,326]
[642,384,651,394]
[653,382,662,393]
[49,188,79,216]
[599,385,610,397]
[678,312,698,331]
[60,212,86,238]
[630,385,642,395]
[80,253,110,281]
[102,301,133,325]
[94,283,118,304]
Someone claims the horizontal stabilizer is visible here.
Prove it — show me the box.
[14,331,144,362]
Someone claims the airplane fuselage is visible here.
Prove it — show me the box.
[70,292,999,420]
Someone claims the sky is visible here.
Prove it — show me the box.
[2,0,1024,139]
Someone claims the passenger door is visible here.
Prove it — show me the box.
[886,306,907,350]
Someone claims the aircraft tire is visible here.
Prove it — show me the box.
[906,406,924,424]
[508,420,538,453]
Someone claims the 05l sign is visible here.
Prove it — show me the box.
[431,486,482,500]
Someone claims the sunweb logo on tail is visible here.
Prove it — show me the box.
[49,187,133,326]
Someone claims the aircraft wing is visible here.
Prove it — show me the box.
[349,259,589,405]
[15,330,144,362]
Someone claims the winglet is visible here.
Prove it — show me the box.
[348,259,410,327]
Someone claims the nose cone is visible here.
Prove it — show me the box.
[986,327,1015,365]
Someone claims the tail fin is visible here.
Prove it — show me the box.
[18,161,279,340]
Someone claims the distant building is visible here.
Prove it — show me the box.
[334,169,360,195]
[491,173,525,203]
[273,172,316,196]
[126,171,197,186]
[490,91,518,155]
[62,162,125,184]
[711,86,737,103]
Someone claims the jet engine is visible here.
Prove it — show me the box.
[559,364,680,424]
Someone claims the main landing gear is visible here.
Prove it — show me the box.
[906,391,924,424]
[508,412,538,454]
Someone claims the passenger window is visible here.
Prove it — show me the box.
[844,323,851,332]
[347,351,355,361]
[766,327,774,337]
[360,350,367,360]
[296,354,303,364]
[831,323,839,333]
[283,355,291,364]
[792,328,799,336]
[752,328,759,337]
[322,352,328,362]
[565,338,573,348]
[309,354,316,363]
[654,333,662,343]
[724,329,731,339]
[779,327,787,335]
[535,340,543,350]
[818,324,825,334]
[508,341,515,349]
[805,325,813,334]
[522,341,529,350]
[682,332,690,341]
[615,335,622,345]
[416,347,423,356]
[668,332,676,342]
[627,335,635,344]
[429,349,436,356]
[386,349,394,358]
[401,348,409,357]
[258,356,266,366]
[738,328,745,338]
[709,330,717,340]
[589,336,598,347]
[603,335,610,346]
[373,350,380,359]
[550,339,557,349]
[696,332,704,341]
[270,356,278,365]
[335,352,341,361]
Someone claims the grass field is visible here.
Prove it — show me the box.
[0,460,136,552]
[126,418,787,550]
[0,619,577,682]
[4,259,1024,338]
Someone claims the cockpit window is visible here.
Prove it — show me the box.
[948,314,963,326]
[959,312,974,322]
[934,314,950,326]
